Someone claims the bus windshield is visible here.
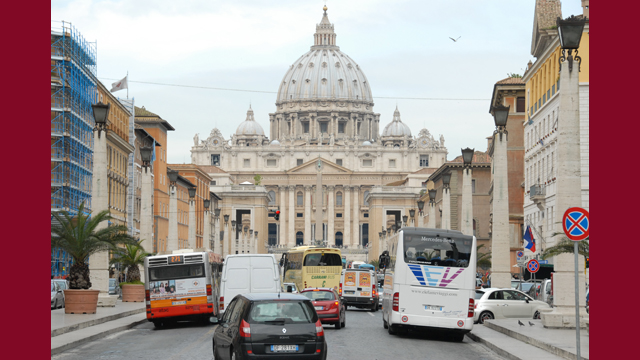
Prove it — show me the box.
[303,253,342,266]
[148,264,205,281]
[402,231,472,268]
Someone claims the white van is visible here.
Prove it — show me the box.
[218,254,281,317]
[340,268,379,311]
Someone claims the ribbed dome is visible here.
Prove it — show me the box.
[236,106,264,136]
[382,107,412,137]
[276,8,373,104]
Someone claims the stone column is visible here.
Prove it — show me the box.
[288,185,295,247]
[542,59,588,328]
[491,130,511,289]
[167,184,178,251]
[327,185,335,246]
[314,184,323,243]
[418,211,424,227]
[461,168,473,235]
[89,130,114,305]
[442,186,451,230]
[304,185,311,244]
[188,198,196,249]
[140,169,154,255]
[222,217,228,257]
[343,186,351,246]
[203,209,211,250]
[279,185,287,245]
[352,186,360,246]
[427,202,436,228]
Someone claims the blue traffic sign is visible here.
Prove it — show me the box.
[527,259,540,273]
[538,260,549,264]
[562,207,589,241]
[517,251,524,258]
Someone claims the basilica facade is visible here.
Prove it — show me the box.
[191,7,449,260]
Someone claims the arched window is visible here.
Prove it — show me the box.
[297,192,303,206]
[296,231,304,246]
[363,191,370,206]
[335,232,343,247]
[336,192,343,206]
[268,190,276,206]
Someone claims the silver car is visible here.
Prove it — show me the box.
[474,288,550,324]
[51,281,64,309]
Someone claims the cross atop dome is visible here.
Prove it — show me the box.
[314,5,337,48]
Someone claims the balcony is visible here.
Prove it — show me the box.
[530,184,546,211]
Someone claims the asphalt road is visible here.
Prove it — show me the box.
[52,308,505,360]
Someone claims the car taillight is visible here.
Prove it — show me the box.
[468,298,474,318]
[145,290,150,301]
[219,296,224,310]
[206,284,212,296]
[372,283,377,297]
[339,282,342,296]
[393,292,399,311]
[240,319,251,338]
[315,319,324,337]
[332,301,339,309]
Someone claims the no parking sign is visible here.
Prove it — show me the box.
[527,259,540,273]
[563,207,589,241]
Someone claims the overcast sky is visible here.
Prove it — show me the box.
[51,0,584,164]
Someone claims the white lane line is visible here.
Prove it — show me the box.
[368,312,375,317]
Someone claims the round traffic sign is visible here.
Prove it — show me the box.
[401,315,408,323]
[562,207,589,241]
[517,251,524,258]
[527,259,540,273]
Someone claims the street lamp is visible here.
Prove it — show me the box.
[188,186,196,200]
[140,145,153,172]
[491,104,510,140]
[382,229,387,237]
[428,189,437,204]
[92,102,110,137]
[231,220,236,230]
[402,215,408,226]
[409,209,415,223]
[442,171,451,189]
[378,232,383,241]
[557,16,587,72]
[462,148,474,170]
[223,214,229,225]
[214,208,221,218]
[391,224,397,233]
[167,169,179,185]
[203,199,210,210]
[249,229,253,236]
[417,200,425,216]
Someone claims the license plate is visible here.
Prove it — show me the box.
[172,301,186,305]
[314,306,323,310]
[360,292,370,297]
[345,290,355,294]
[271,345,298,352]
[425,305,442,311]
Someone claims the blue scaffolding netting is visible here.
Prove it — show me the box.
[51,21,97,277]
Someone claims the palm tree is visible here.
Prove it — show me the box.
[541,235,589,260]
[110,241,152,282]
[51,203,137,289]
[477,244,492,269]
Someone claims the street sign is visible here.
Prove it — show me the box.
[527,259,540,273]
[539,260,549,264]
[562,207,589,241]
[517,251,524,258]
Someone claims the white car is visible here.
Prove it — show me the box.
[474,288,550,324]
[283,282,298,293]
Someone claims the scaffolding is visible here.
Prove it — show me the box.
[51,21,97,277]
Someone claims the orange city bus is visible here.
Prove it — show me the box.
[144,248,223,328]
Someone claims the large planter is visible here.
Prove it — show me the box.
[64,289,99,314]
[122,284,145,302]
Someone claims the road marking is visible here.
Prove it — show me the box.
[368,312,374,317]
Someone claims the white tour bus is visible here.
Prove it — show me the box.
[380,227,476,341]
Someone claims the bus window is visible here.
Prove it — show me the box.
[148,264,206,281]
[402,233,472,268]
[303,253,342,266]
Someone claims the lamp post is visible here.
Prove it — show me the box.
[542,16,588,339]
[139,144,154,257]
[222,214,229,257]
[460,148,474,236]
[427,189,437,228]
[88,102,113,300]
[409,209,415,224]
[166,169,179,251]
[441,171,451,230]
[490,103,511,290]
[188,186,196,249]
[213,207,221,254]
[402,215,408,227]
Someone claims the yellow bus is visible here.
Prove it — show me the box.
[280,246,342,293]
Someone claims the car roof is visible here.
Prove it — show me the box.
[241,293,309,301]
[300,288,335,292]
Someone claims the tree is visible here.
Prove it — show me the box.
[369,259,379,270]
[477,244,492,269]
[51,203,137,289]
[541,235,589,260]
[110,241,152,282]
[253,174,263,186]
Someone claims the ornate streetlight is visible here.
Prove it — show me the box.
[461,148,474,173]
[223,214,229,225]
[557,16,587,72]
[140,146,153,172]
[92,102,110,138]
[409,209,415,224]
[402,215,408,227]
[167,169,179,185]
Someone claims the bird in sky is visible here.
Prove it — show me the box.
[449,36,461,42]
[529,321,535,326]
[518,320,525,326]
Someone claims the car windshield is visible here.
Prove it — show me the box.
[301,291,335,301]
[519,283,534,292]
[247,300,316,324]
[148,264,205,281]
[109,279,116,287]
[402,231,473,268]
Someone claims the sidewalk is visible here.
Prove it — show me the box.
[51,300,146,356]
[467,318,589,360]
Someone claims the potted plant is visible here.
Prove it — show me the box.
[110,241,151,302]
[51,203,136,314]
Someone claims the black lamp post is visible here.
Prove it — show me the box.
[557,16,587,72]
[188,186,196,202]
[428,189,437,204]
[92,102,110,138]
[417,200,425,216]
[461,148,474,174]
[223,214,229,225]
[167,169,179,186]
[231,220,236,230]
[391,224,397,233]
[409,209,415,223]
[402,215,408,226]
[203,199,210,210]
[140,145,153,172]
[378,232,383,241]
[214,208,221,218]
[442,171,451,190]
[491,104,510,140]
[382,229,387,237]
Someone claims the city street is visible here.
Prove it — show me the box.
[52,308,505,360]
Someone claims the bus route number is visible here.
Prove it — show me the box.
[168,255,183,264]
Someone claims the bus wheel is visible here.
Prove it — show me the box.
[388,324,398,335]
[383,318,388,329]
[153,321,163,329]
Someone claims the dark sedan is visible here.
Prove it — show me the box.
[212,293,327,360]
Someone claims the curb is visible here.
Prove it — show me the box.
[466,331,523,360]
[484,322,588,360]
[51,316,148,356]
[51,307,146,337]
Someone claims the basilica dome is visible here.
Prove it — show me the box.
[276,8,373,104]
[236,106,264,136]
[382,107,412,137]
